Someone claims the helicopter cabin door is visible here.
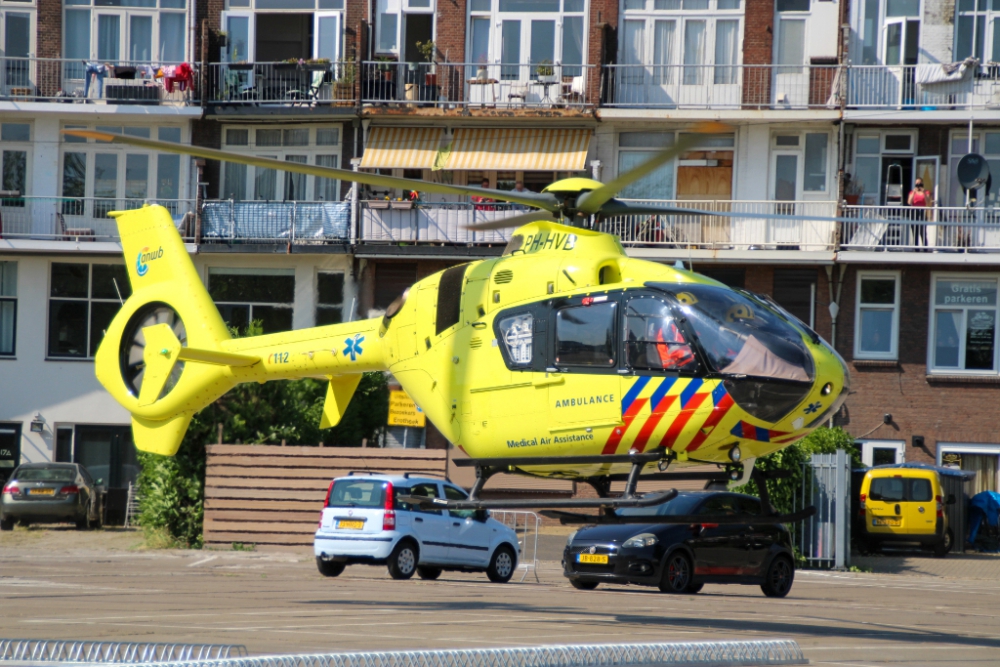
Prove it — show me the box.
[548,296,621,434]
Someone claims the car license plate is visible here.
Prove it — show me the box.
[873,517,901,526]
[28,488,55,496]
[577,553,608,564]
[337,519,365,530]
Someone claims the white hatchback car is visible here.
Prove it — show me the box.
[314,473,520,582]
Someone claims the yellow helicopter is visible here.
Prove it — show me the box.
[68,125,851,524]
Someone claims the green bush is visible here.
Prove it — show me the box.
[734,427,861,515]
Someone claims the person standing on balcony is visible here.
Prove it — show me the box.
[472,177,495,211]
[908,178,931,249]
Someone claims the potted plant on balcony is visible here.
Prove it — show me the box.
[377,56,395,81]
[304,57,331,72]
[276,58,301,71]
[844,175,863,206]
[333,59,355,104]
[417,40,437,86]
[535,59,556,83]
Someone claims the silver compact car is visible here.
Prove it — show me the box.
[1,463,103,530]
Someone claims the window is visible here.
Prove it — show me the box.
[328,479,387,507]
[499,313,533,367]
[376,0,433,59]
[618,132,675,200]
[555,300,617,367]
[469,0,585,78]
[624,296,697,372]
[855,272,900,360]
[771,132,830,196]
[949,131,1000,207]
[931,276,998,374]
[0,262,16,356]
[776,18,805,73]
[444,484,475,519]
[396,482,441,514]
[859,439,904,466]
[48,263,131,359]
[852,131,916,205]
[1,123,30,202]
[208,267,295,334]
[221,125,341,202]
[63,0,185,65]
[1,11,34,88]
[316,272,344,325]
[773,268,817,328]
[854,0,919,65]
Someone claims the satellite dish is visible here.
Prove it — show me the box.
[957,153,991,190]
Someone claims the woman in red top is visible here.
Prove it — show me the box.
[907,178,931,248]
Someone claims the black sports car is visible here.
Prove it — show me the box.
[562,491,795,597]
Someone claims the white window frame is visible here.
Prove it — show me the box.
[851,129,917,206]
[64,4,187,63]
[948,129,1000,207]
[852,0,921,66]
[46,260,128,361]
[928,272,1000,376]
[0,260,16,358]
[858,439,905,467]
[0,8,36,61]
[377,0,435,57]
[1,121,31,197]
[854,270,901,361]
[468,0,587,77]
[618,0,742,74]
[222,8,343,63]
[220,124,342,202]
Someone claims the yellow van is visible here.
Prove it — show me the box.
[858,467,954,557]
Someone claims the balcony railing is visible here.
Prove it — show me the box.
[201,200,351,243]
[602,64,840,109]
[0,58,197,105]
[206,62,356,106]
[361,201,515,244]
[846,64,1000,110]
[0,197,197,241]
[360,62,596,109]
[841,205,1000,251]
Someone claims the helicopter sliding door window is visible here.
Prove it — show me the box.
[555,300,617,368]
[0,262,16,357]
[435,264,468,335]
[624,296,697,372]
[929,275,999,375]
[47,263,131,359]
[207,267,295,334]
[498,313,533,367]
[854,271,900,361]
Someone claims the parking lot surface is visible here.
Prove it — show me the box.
[1,532,999,667]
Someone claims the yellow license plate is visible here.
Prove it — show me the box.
[874,517,901,526]
[29,488,55,496]
[577,553,608,564]
[337,519,365,530]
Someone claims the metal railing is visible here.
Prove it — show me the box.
[200,200,351,243]
[360,200,515,244]
[360,62,596,109]
[599,200,839,251]
[603,64,840,109]
[490,510,541,583]
[796,450,851,570]
[0,639,246,663]
[0,197,197,241]
[0,58,197,105]
[206,62,355,106]
[841,205,1000,251]
[846,64,998,110]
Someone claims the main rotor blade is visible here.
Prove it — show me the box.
[600,204,914,226]
[576,121,731,215]
[61,131,562,212]
[463,209,559,231]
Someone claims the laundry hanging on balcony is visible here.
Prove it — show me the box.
[443,128,592,171]
[360,127,445,170]
[915,58,978,85]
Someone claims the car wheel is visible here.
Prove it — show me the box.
[684,582,704,594]
[0,516,12,531]
[933,530,953,558]
[658,552,693,593]
[316,558,346,577]
[417,567,442,580]
[487,545,516,583]
[387,540,418,580]
[761,555,795,598]
[570,579,599,590]
[75,517,88,530]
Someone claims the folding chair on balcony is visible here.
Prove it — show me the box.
[56,212,95,241]
[289,70,327,107]
[559,76,585,106]
[507,82,529,107]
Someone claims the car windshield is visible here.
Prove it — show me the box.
[328,479,387,508]
[616,494,703,517]
[14,467,77,483]
[658,283,814,382]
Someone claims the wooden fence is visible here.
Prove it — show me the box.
[203,445,447,548]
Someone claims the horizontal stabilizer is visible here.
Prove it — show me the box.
[177,347,260,367]
[132,412,194,456]
[320,375,363,429]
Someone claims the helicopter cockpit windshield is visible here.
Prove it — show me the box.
[653,283,814,383]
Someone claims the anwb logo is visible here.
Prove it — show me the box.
[136,246,164,277]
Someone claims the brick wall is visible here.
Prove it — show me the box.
[37,0,61,60]
[741,0,773,105]
[436,0,466,63]
[588,0,618,105]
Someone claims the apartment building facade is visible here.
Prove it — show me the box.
[2,0,999,494]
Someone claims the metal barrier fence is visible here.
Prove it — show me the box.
[797,450,851,570]
[490,510,541,583]
[846,64,996,109]
[200,201,351,243]
[0,58,196,104]
[603,64,839,109]
[360,201,514,245]
[108,641,806,667]
[0,197,197,241]
[360,62,596,109]
[841,205,1000,251]
[0,640,246,663]
[206,63,355,106]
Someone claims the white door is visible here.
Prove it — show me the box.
[619,19,646,103]
[1,11,34,92]
[915,155,941,245]
[95,13,122,62]
[770,152,801,246]
[405,481,451,564]
[882,18,919,107]
[314,12,341,63]
[862,440,905,467]
[443,485,492,566]
[223,12,255,63]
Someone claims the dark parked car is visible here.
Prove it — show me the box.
[563,491,795,598]
[0,463,103,530]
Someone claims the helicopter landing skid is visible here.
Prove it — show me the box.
[396,489,679,512]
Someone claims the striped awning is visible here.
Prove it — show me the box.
[360,127,444,169]
[444,128,592,171]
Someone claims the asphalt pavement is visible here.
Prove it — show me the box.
[2,528,1000,667]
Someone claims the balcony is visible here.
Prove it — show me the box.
[0,58,197,106]
[359,62,596,111]
[200,200,351,243]
[841,206,1000,252]
[206,62,355,107]
[846,64,999,111]
[361,201,515,245]
[602,64,839,110]
[0,197,197,242]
